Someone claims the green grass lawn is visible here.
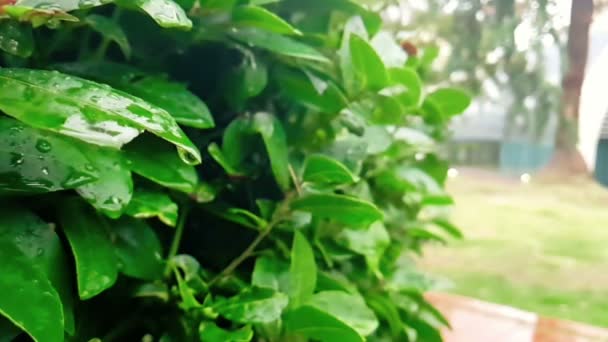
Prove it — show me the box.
[419,170,608,327]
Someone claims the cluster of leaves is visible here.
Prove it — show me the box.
[0,0,470,341]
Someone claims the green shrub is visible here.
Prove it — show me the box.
[0,1,470,341]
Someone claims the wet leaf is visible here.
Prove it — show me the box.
[291,193,383,229]
[111,217,164,280]
[232,5,300,35]
[0,117,98,193]
[58,199,118,300]
[0,20,33,57]
[125,189,178,227]
[0,68,201,165]
[212,287,288,324]
[123,0,193,30]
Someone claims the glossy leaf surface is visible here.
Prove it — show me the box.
[111,217,164,280]
[0,68,201,164]
[303,154,357,186]
[125,189,178,226]
[212,288,288,324]
[291,194,383,229]
[59,199,118,299]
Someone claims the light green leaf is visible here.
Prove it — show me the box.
[338,222,390,275]
[252,256,289,291]
[0,68,201,165]
[76,147,133,219]
[289,231,317,308]
[125,76,214,129]
[208,142,244,176]
[212,288,288,324]
[232,5,300,35]
[85,14,131,58]
[0,117,98,193]
[0,205,75,335]
[350,34,388,91]
[425,88,471,117]
[252,112,290,190]
[284,305,363,342]
[59,199,118,300]
[389,67,422,107]
[0,21,34,57]
[230,28,329,63]
[291,194,383,229]
[111,217,164,280]
[126,190,179,227]
[307,291,378,336]
[130,0,192,30]
[0,240,63,342]
[303,154,357,186]
[125,135,198,193]
[199,322,253,342]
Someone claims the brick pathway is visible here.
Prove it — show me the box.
[425,292,608,342]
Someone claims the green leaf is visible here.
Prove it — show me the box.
[232,5,300,35]
[56,63,204,127]
[0,117,99,193]
[289,231,317,307]
[223,57,268,109]
[0,21,34,57]
[291,194,383,229]
[111,217,164,280]
[208,142,244,176]
[0,68,201,165]
[0,240,63,342]
[284,306,363,342]
[425,88,471,117]
[230,28,329,63]
[389,67,422,107]
[303,154,357,186]
[199,322,253,342]
[306,291,378,336]
[85,14,131,58]
[76,147,133,219]
[0,205,75,335]
[129,0,193,30]
[251,112,290,190]
[252,256,289,291]
[275,68,347,114]
[338,222,390,275]
[199,0,237,10]
[125,189,179,227]
[349,34,388,91]
[58,199,118,300]
[3,5,78,27]
[430,218,463,239]
[212,288,288,324]
[125,135,198,193]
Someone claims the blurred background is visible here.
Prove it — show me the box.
[362,0,608,330]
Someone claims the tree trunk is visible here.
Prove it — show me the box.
[548,0,594,175]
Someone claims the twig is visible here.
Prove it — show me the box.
[288,163,302,195]
[164,204,191,277]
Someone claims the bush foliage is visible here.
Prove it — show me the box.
[0,0,470,341]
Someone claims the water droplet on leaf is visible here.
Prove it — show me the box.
[35,139,52,153]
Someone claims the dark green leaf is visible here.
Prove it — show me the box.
[275,68,347,114]
[111,217,164,280]
[252,256,289,291]
[0,68,201,165]
[232,5,300,35]
[125,135,198,193]
[0,240,63,342]
[0,21,33,57]
[76,147,133,219]
[0,206,75,334]
[199,322,253,342]
[207,142,244,176]
[230,28,329,63]
[126,189,178,227]
[251,112,290,190]
[85,14,131,58]
[291,193,383,229]
[199,0,237,10]
[0,117,98,193]
[303,154,357,186]
[425,88,471,117]
[58,199,118,299]
[224,57,268,109]
[289,231,316,307]
[212,288,288,324]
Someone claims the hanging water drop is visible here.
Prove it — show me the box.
[41,167,49,176]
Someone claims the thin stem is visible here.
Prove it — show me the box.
[288,163,302,195]
[164,204,191,277]
[209,212,287,286]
